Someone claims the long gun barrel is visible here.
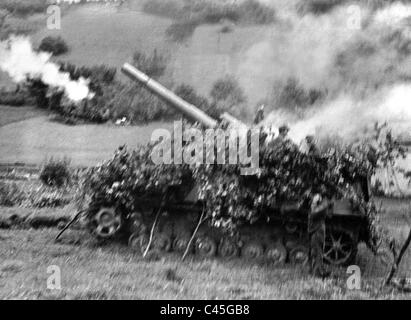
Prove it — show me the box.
[121,63,218,129]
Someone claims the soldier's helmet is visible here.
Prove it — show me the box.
[305,135,315,143]
[278,124,290,134]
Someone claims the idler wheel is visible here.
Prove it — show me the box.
[242,241,264,260]
[265,241,287,265]
[93,207,122,238]
[289,245,309,265]
[195,235,217,257]
[153,233,172,252]
[128,232,149,254]
[218,238,239,259]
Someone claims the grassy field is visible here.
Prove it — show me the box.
[0,1,299,106]
[0,199,410,300]
[0,105,172,166]
[0,105,46,127]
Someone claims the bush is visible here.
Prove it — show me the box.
[272,78,326,115]
[0,8,39,39]
[210,76,247,117]
[59,63,117,84]
[236,0,276,24]
[173,83,225,118]
[209,76,248,118]
[142,0,183,19]
[174,84,210,111]
[110,84,173,123]
[0,0,48,17]
[145,0,275,24]
[0,89,27,106]
[26,59,227,124]
[53,58,169,123]
[210,76,245,103]
[220,24,233,34]
[39,36,69,56]
[26,79,48,108]
[297,0,345,15]
[147,0,275,42]
[26,63,118,123]
[59,63,117,99]
[40,157,71,188]
[132,49,167,79]
[166,20,199,42]
[0,182,26,206]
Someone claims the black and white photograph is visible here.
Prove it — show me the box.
[0,0,410,305]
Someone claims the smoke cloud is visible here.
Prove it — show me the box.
[265,83,411,142]
[241,2,411,143]
[0,37,92,102]
[238,5,363,102]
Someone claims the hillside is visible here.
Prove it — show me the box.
[29,3,272,106]
[0,107,172,166]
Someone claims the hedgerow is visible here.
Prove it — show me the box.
[147,0,275,42]
[25,55,247,124]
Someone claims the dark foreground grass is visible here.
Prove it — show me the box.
[0,198,410,300]
[0,228,409,300]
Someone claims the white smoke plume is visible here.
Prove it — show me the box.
[238,5,365,102]
[249,2,411,143]
[0,37,92,102]
[373,2,411,25]
[278,83,411,142]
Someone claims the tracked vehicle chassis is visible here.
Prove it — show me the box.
[88,196,367,268]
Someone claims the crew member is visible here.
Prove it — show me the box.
[305,135,320,156]
[308,194,331,278]
[268,124,294,149]
[274,124,290,143]
[254,105,265,125]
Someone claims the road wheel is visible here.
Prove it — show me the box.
[173,234,192,253]
[195,235,217,257]
[153,233,172,252]
[323,227,357,266]
[218,238,239,259]
[289,245,309,265]
[128,232,149,255]
[242,241,264,260]
[265,241,287,265]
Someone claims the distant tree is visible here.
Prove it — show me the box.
[272,78,325,116]
[174,84,210,112]
[39,36,69,56]
[210,76,246,108]
[132,49,167,79]
[0,9,9,40]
